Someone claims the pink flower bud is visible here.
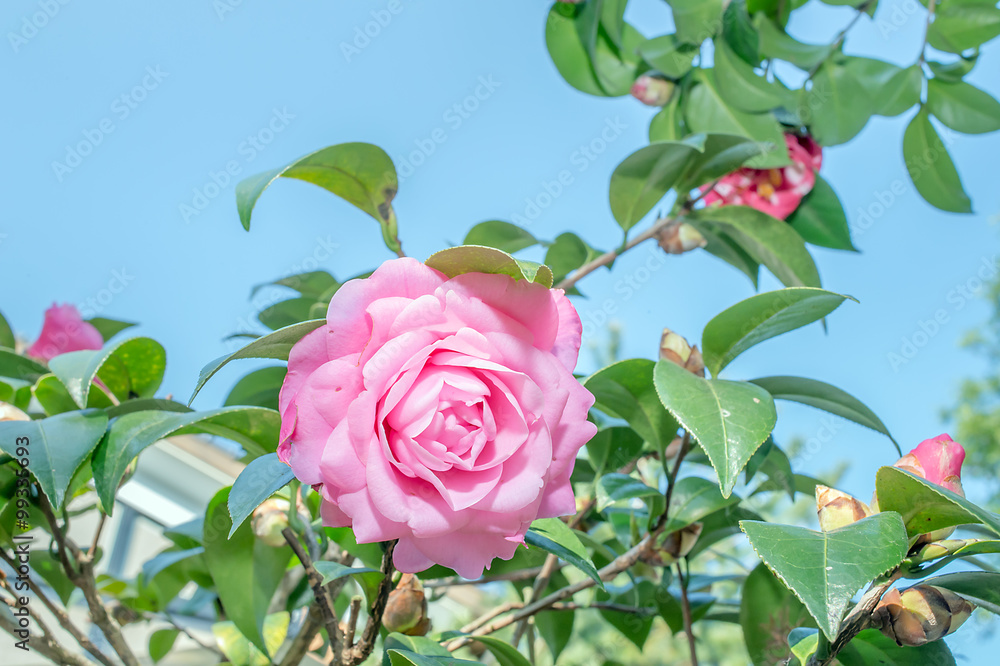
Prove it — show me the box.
[630,75,675,107]
[26,304,103,362]
[903,434,966,488]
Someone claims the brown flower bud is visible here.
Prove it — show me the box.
[815,485,872,532]
[874,585,976,647]
[645,522,703,566]
[252,498,309,548]
[658,223,707,255]
[383,573,431,636]
[659,329,705,377]
[0,402,29,422]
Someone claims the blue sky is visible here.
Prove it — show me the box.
[3,0,1000,659]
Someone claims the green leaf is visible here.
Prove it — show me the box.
[684,71,789,168]
[312,561,381,585]
[786,176,857,251]
[609,139,702,231]
[836,628,957,665]
[638,34,696,78]
[463,220,538,253]
[649,97,686,142]
[227,453,295,537]
[33,373,112,415]
[927,78,1000,134]
[903,109,972,213]
[678,133,768,190]
[251,270,339,300]
[470,636,531,666]
[697,225,760,287]
[224,366,286,411]
[722,0,760,64]
[740,513,909,641]
[748,376,898,450]
[142,547,205,583]
[755,16,828,69]
[257,298,316,331]
[0,409,108,512]
[654,361,776,497]
[544,232,601,283]
[875,466,1000,538]
[425,245,554,288]
[189,319,325,404]
[526,517,603,589]
[204,489,292,656]
[788,628,818,666]
[928,4,1000,53]
[544,4,606,97]
[924,571,1000,616]
[387,651,480,666]
[596,473,661,511]
[0,310,14,349]
[804,63,872,146]
[872,66,922,118]
[702,288,853,377]
[32,549,76,604]
[713,40,786,113]
[106,398,192,419]
[686,205,821,288]
[586,427,645,478]
[666,0,724,45]
[0,350,48,383]
[94,407,280,514]
[148,628,179,664]
[598,579,657,647]
[583,359,680,453]
[661,476,739,534]
[536,611,573,661]
[236,143,401,254]
[741,564,815,666]
[87,317,137,342]
[49,337,166,408]
[928,54,978,83]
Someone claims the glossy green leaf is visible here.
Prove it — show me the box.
[924,571,1000,616]
[697,224,761,287]
[903,109,972,213]
[609,140,702,232]
[106,398,192,419]
[755,16,828,69]
[584,359,680,453]
[928,4,1000,54]
[702,288,853,376]
[312,561,381,585]
[257,298,316,330]
[545,4,607,97]
[227,453,296,537]
[805,63,872,146]
[32,549,76,604]
[722,0,760,64]
[224,366,286,411]
[661,476,739,534]
[654,360,776,497]
[928,54,978,83]
[678,133,768,190]
[748,376,897,450]
[188,319,325,404]
[875,466,1000,538]
[425,245,554,288]
[586,427,645,478]
[387,651,480,666]
[638,34,696,78]
[872,66,923,117]
[786,176,857,251]
[713,40,786,113]
[204,489,292,656]
[740,513,909,640]
[526,517,603,588]
[142,547,205,583]
[0,350,48,383]
[684,71,789,168]
[667,0,724,45]
[536,610,573,662]
[649,97,686,142]
[836,628,957,665]
[94,407,280,514]
[33,373,112,415]
[251,270,339,300]
[471,636,531,666]
[87,317,137,342]
[0,310,13,349]
[597,579,657,647]
[0,409,107,512]
[236,143,400,253]
[544,232,601,283]
[148,628,179,664]
[49,337,166,408]
[463,220,538,253]
[741,564,815,666]
[596,473,661,511]
[788,628,818,666]
[927,78,1000,134]
[687,205,821,288]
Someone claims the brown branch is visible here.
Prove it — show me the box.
[343,540,396,666]
[460,601,521,634]
[164,611,223,656]
[807,572,902,666]
[342,596,362,649]
[0,596,92,666]
[676,562,699,666]
[282,527,342,658]
[88,514,107,560]
[278,604,324,666]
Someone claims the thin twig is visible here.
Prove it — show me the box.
[89,514,107,560]
[0,596,92,666]
[343,541,396,665]
[343,596,362,649]
[165,611,223,655]
[676,561,699,666]
[282,527,342,658]
[460,602,521,634]
[917,0,938,67]
[806,0,876,79]
[278,605,324,666]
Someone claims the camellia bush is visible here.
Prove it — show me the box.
[4,1,1000,665]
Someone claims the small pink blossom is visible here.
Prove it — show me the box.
[630,75,674,107]
[702,134,823,220]
[27,304,103,362]
[894,434,965,495]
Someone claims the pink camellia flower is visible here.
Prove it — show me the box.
[702,133,823,220]
[27,304,104,361]
[893,434,965,495]
[277,258,596,578]
[630,75,675,107]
